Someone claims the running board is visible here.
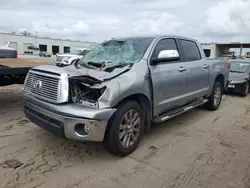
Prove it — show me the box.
[152,98,208,124]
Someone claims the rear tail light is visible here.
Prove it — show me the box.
[14,50,18,58]
[227,61,230,69]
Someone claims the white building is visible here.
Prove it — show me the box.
[0,32,98,55]
[1,32,244,58]
[201,42,250,58]
[201,43,218,58]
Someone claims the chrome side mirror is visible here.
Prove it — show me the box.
[150,50,180,65]
[158,50,179,59]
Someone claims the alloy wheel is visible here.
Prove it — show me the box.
[214,86,221,107]
[119,109,141,148]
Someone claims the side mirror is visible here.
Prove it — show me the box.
[150,50,180,65]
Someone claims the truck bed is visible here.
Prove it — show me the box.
[0,58,52,86]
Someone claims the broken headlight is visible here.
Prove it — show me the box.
[69,78,106,108]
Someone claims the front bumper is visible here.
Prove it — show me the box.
[23,94,116,142]
[226,83,244,93]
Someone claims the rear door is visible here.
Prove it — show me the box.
[179,39,209,100]
[149,38,187,115]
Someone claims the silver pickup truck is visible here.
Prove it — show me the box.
[23,35,230,156]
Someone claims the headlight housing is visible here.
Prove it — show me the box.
[69,77,106,108]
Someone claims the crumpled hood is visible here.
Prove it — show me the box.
[31,64,131,81]
[229,72,249,81]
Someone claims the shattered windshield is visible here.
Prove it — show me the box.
[79,37,153,71]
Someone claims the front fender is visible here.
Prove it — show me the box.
[97,62,152,109]
[98,80,152,108]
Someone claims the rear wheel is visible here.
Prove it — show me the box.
[104,101,144,157]
[240,82,249,97]
[206,82,223,111]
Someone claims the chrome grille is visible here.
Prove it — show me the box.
[24,72,60,102]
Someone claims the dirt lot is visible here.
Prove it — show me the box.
[0,85,250,188]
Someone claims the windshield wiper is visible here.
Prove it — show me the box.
[104,62,133,72]
[78,60,105,70]
[79,60,132,72]
[230,70,244,73]
[87,61,105,69]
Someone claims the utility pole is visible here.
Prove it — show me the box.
[239,44,243,58]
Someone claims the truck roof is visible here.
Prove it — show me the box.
[112,35,199,43]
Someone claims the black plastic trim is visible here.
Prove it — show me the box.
[24,106,65,138]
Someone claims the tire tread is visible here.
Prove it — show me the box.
[206,82,223,111]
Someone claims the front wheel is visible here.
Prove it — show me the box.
[104,101,144,157]
[205,82,223,111]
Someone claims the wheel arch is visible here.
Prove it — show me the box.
[215,74,225,89]
[106,93,152,135]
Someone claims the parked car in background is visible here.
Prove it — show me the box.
[227,60,250,96]
[55,48,91,67]
[223,52,237,59]
[244,52,250,60]
[39,51,51,57]
[23,35,230,156]
[0,42,17,58]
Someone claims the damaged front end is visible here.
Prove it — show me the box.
[67,64,132,109]
[69,76,107,108]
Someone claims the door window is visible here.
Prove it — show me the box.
[180,40,201,62]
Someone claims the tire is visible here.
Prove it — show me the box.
[240,82,249,97]
[205,82,223,111]
[104,101,145,157]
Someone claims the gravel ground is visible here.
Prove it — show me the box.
[0,85,250,188]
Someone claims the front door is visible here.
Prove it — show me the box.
[149,38,187,116]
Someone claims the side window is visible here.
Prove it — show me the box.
[180,40,201,62]
[151,38,178,60]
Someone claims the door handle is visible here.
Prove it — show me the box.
[179,67,186,72]
[203,64,209,69]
